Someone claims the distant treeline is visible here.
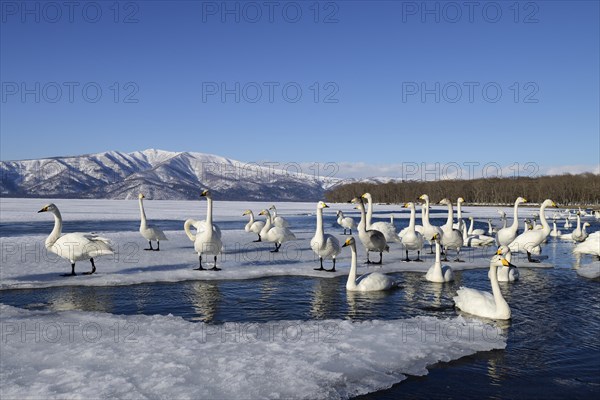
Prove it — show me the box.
[325,173,600,206]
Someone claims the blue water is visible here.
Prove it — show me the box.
[1,216,599,399]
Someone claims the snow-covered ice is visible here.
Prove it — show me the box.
[0,198,554,290]
[0,304,506,399]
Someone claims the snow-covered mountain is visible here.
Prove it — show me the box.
[0,149,342,201]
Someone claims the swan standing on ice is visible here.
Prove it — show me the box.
[453,254,514,320]
[138,193,167,251]
[438,198,464,262]
[258,209,296,252]
[343,237,397,291]
[491,246,519,282]
[336,210,356,235]
[496,197,527,246]
[268,205,290,228]
[185,190,223,271]
[38,203,114,276]
[361,193,401,243]
[418,194,443,253]
[351,197,389,264]
[400,202,424,261]
[242,210,265,242]
[508,199,557,262]
[311,201,341,272]
[425,234,454,283]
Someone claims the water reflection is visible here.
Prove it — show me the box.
[310,278,341,319]
[47,286,110,312]
[186,281,220,322]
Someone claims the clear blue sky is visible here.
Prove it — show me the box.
[1,0,599,173]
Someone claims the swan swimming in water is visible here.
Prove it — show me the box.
[242,210,265,242]
[138,193,168,251]
[425,234,454,283]
[351,197,389,264]
[453,254,514,320]
[311,201,341,272]
[259,209,296,252]
[336,210,356,235]
[496,197,527,246]
[185,190,223,271]
[490,246,519,282]
[38,203,114,276]
[343,237,397,291]
[400,202,424,261]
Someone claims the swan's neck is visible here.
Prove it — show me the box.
[457,202,463,222]
[365,197,373,227]
[408,205,416,230]
[46,210,63,247]
[346,243,358,290]
[462,224,468,241]
[444,203,454,228]
[138,198,148,228]
[434,239,441,269]
[502,216,507,228]
[576,214,581,230]
[206,197,214,226]
[539,202,550,233]
[421,204,431,228]
[468,219,474,234]
[247,212,255,224]
[487,220,493,231]
[263,211,272,231]
[337,211,344,224]
[315,207,324,240]
[357,203,367,233]
[510,200,520,231]
[184,219,197,241]
[552,222,557,233]
[489,263,509,313]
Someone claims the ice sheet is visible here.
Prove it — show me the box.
[0,304,506,399]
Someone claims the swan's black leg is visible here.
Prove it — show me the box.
[271,243,281,253]
[527,251,540,263]
[83,258,96,275]
[253,235,262,242]
[153,241,160,251]
[327,258,336,272]
[210,255,221,271]
[194,255,205,270]
[442,247,449,262]
[145,241,153,251]
[429,243,434,254]
[454,249,464,262]
[314,257,325,271]
[365,251,372,264]
[343,228,346,235]
[404,250,411,262]
[349,229,352,235]
[62,263,77,277]
[415,251,423,262]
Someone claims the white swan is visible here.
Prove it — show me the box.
[259,209,296,252]
[311,201,341,272]
[138,193,167,251]
[487,219,498,235]
[361,193,401,243]
[400,202,424,261]
[564,215,572,229]
[438,198,464,261]
[462,224,496,247]
[573,231,600,257]
[508,199,556,262]
[185,190,223,271]
[336,210,356,235]
[497,209,507,228]
[467,217,486,236]
[184,191,222,244]
[452,197,466,231]
[425,234,454,283]
[351,197,389,264]
[550,221,562,238]
[490,246,519,282]
[418,194,443,254]
[38,203,114,276]
[454,254,513,320]
[496,197,527,246]
[268,205,290,228]
[242,209,265,242]
[571,214,590,242]
[343,237,397,291]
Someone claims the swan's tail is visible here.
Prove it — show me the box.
[184,219,197,241]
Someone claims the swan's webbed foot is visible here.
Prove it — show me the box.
[210,266,222,271]
[527,252,541,263]
[314,267,325,271]
[327,259,336,272]
[403,251,411,262]
[144,241,154,251]
[194,255,205,270]
[61,272,77,277]
[83,260,96,275]
[194,266,205,271]
[270,243,281,253]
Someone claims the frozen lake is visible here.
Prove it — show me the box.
[1,198,599,399]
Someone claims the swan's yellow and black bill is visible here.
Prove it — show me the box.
[496,248,502,255]
[342,238,353,247]
[200,190,209,197]
[501,258,510,267]
[323,203,329,208]
[37,206,48,213]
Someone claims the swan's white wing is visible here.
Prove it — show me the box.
[52,233,114,261]
[273,216,290,228]
[508,230,546,253]
[142,225,168,241]
[193,220,222,239]
[371,222,400,243]
[356,272,395,291]
[250,221,265,234]
[453,287,496,318]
